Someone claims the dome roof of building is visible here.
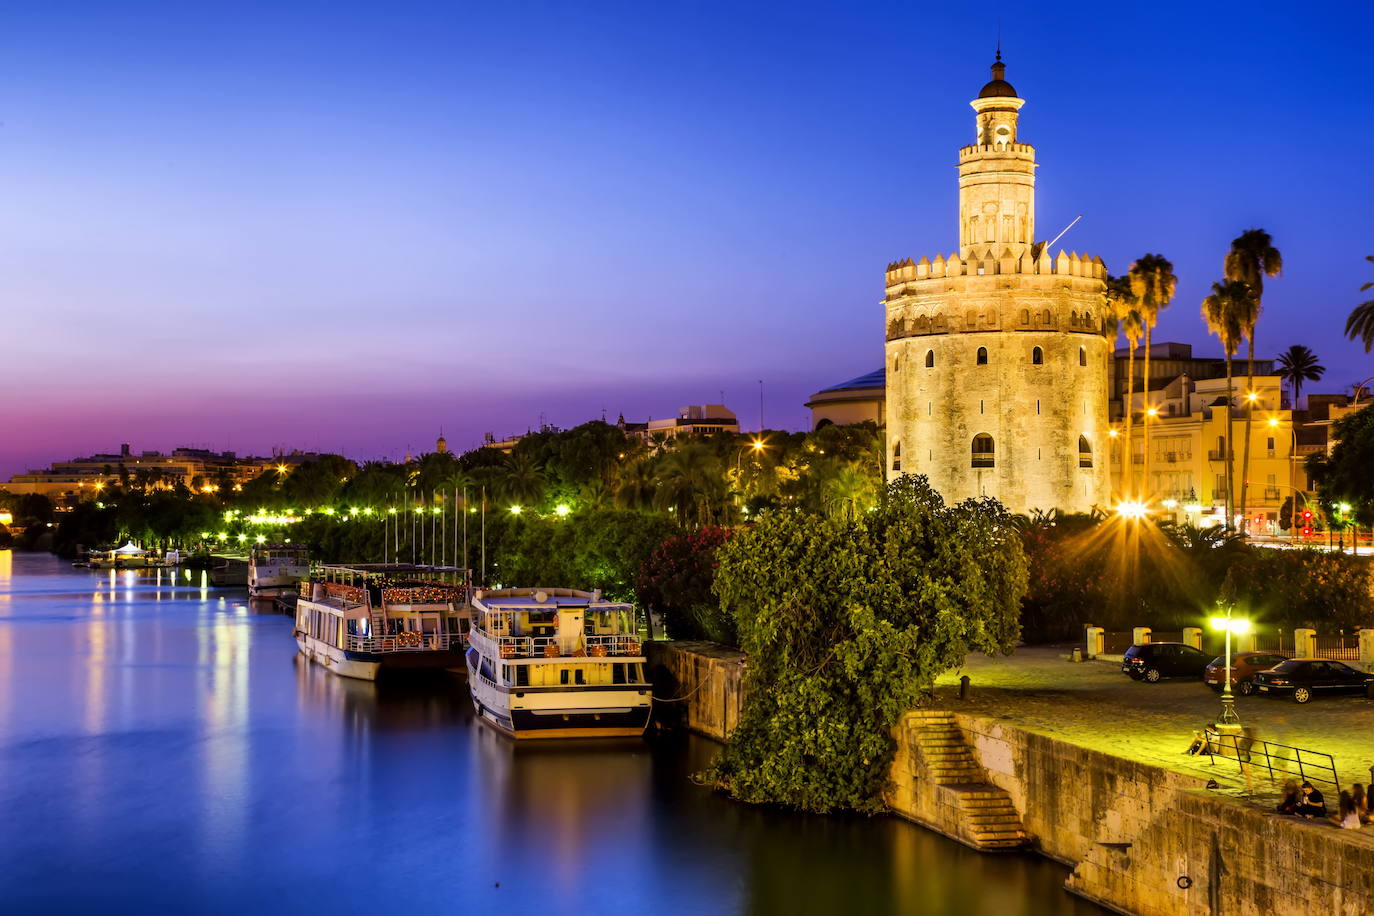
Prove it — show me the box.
[978,78,1018,98]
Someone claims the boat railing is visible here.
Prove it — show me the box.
[345,632,459,653]
[478,629,641,659]
[381,585,465,606]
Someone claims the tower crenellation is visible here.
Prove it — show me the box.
[883,53,1112,515]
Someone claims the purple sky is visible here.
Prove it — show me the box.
[4,1,1372,478]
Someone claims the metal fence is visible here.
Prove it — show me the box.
[1315,633,1360,661]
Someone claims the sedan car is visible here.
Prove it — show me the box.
[1252,659,1374,703]
[1203,651,1291,695]
[1121,643,1213,683]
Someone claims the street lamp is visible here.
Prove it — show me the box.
[1209,609,1252,726]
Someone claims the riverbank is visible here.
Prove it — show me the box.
[647,641,1374,916]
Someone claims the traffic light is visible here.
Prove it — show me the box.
[1302,527,1313,536]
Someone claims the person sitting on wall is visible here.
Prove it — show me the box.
[1331,791,1362,830]
[1184,727,1218,756]
[1296,782,1327,819]
[1352,784,1373,825]
[1276,780,1301,815]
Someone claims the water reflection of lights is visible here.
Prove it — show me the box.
[197,588,253,867]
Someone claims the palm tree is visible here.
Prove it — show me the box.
[1275,344,1325,406]
[1104,274,1139,498]
[1202,280,1251,531]
[1128,254,1178,501]
[1344,255,1374,352]
[1224,229,1282,534]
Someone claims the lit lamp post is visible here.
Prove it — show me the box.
[1209,609,1251,727]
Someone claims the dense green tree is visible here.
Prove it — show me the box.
[706,476,1027,813]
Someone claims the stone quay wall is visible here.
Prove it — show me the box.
[652,642,1374,916]
[644,640,745,742]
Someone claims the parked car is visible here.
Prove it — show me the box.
[1121,643,1212,682]
[1252,659,1374,703]
[1203,651,1291,695]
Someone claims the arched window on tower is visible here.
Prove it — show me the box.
[1079,346,1087,367]
[971,434,995,468]
[1032,346,1044,365]
[976,346,988,365]
[892,441,901,472]
[1042,309,1052,324]
[925,350,935,368]
[1070,310,1079,326]
[1020,308,1030,326]
[1079,436,1093,468]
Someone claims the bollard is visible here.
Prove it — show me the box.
[1084,625,1104,659]
[1132,626,1152,647]
[1182,627,1202,650]
[1071,647,1083,663]
[959,675,970,700]
[1294,628,1316,658]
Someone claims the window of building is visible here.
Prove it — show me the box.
[1020,308,1030,325]
[971,434,995,468]
[1079,346,1087,366]
[1079,435,1093,468]
[892,441,901,472]
[925,350,934,368]
[1032,346,1044,365]
[1267,437,1276,451]
[976,346,988,365]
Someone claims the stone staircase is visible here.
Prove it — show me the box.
[907,709,1028,851]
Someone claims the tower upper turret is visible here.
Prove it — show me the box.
[959,53,1035,260]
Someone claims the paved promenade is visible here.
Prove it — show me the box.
[933,647,1374,804]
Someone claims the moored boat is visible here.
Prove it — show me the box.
[465,587,651,739]
[248,544,309,598]
[294,564,470,681]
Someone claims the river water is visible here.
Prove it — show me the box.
[0,552,1102,915]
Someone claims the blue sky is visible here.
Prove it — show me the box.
[3,0,1372,475]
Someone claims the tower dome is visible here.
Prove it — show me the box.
[978,52,1018,98]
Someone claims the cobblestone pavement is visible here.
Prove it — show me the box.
[932,646,1374,804]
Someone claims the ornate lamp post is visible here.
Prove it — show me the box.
[1209,608,1251,727]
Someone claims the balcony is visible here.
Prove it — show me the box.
[1207,450,1232,461]
[475,628,642,660]
[345,632,461,653]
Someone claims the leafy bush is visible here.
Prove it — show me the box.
[707,476,1027,813]
[635,526,735,643]
[1221,548,1374,631]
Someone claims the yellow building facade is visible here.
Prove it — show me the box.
[1111,374,1302,532]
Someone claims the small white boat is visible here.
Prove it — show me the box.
[248,544,309,598]
[294,564,470,681]
[465,587,651,739]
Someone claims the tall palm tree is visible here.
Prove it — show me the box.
[1202,280,1251,531]
[1345,255,1374,352]
[1104,274,1140,499]
[1128,254,1178,501]
[1275,345,1325,406]
[1224,229,1282,534]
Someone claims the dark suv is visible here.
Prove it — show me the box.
[1121,643,1212,683]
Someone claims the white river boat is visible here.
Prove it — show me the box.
[465,587,651,739]
[248,544,309,598]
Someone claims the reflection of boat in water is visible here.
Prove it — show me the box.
[209,558,249,586]
[294,564,471,681]
[466,587,651,739]
[292,653,470,733]
[248,545,309,598]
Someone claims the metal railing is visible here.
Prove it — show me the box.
[345,632,459,653]
[475,629,642,659]
[1203,733,1339,791]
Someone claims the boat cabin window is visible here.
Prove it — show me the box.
[574,669,585,685]
[560,669,570,686]
[613,663,626,684]
[515,666,529,687]
[479,658,495,683]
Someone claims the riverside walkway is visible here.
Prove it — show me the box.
[933,647,1374,802]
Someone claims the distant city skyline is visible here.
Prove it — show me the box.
[4,1,1372,479]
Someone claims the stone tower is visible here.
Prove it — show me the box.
[883,55,1111,515]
